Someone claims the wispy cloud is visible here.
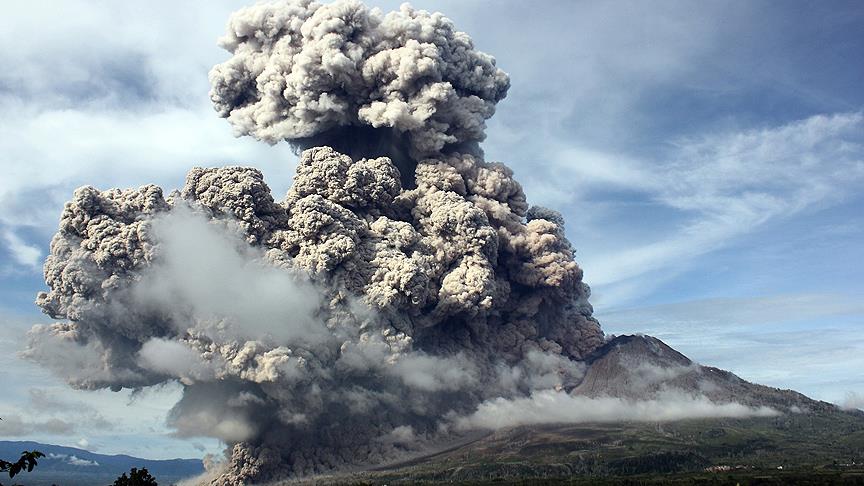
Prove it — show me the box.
[47,453,99,467]
[841,392,864,411]
[0,387,114,437]
[601,292,864,329]
[0,0,299,260]
[0,415,77,436]
[544,113,864,303]
[452,389,778,431]
[1,229,41,269]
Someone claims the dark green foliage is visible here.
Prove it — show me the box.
[0,450,45,486]
[111,467,158,486]
[606,451,711,475]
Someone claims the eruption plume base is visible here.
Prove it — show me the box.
[30,146,603,483]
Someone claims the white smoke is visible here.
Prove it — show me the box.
[133,206,329,347]
[138,338,216,384]
[841,392,864,411]
[452,389,780,431]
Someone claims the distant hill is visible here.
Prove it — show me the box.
[0,441,203,486]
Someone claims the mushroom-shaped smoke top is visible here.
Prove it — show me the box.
[209,0,510,184]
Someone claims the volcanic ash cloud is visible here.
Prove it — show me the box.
[27,0,605,484]
[208,0,510,184]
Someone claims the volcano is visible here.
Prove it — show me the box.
[571,335,835,413]
[311,335,864,484]
[21,1,862,484]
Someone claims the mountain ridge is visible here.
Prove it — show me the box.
[571,334,839,414]
[0,441,203,486]
[301,334,864,484]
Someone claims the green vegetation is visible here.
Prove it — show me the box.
[326,410,864,485]
[0,450,45,486]
[111,467,158,486]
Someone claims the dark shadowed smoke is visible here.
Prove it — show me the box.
[25,1,605,484]
[291,125,418,187]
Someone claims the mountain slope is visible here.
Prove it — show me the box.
[571,335,837,413]
[308,335,864,484]
[331,413,864,484]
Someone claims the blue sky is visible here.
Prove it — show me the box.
[0,0,862,459]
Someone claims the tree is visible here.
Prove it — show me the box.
[111,467,158,486]
[0,450,45,486]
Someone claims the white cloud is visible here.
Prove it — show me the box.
[68,455,99,466]
[0,310,223,459]
[48,453,99,467]
[0,414,76,436]
[548,113,864,302]
[0,0,298,240]
[0,101,297,229]
[453,389,778,431]
[0,387,114,438]
[1,229,41,268]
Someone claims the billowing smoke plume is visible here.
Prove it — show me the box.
[208,0,509,185]
[26,1,611,483]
